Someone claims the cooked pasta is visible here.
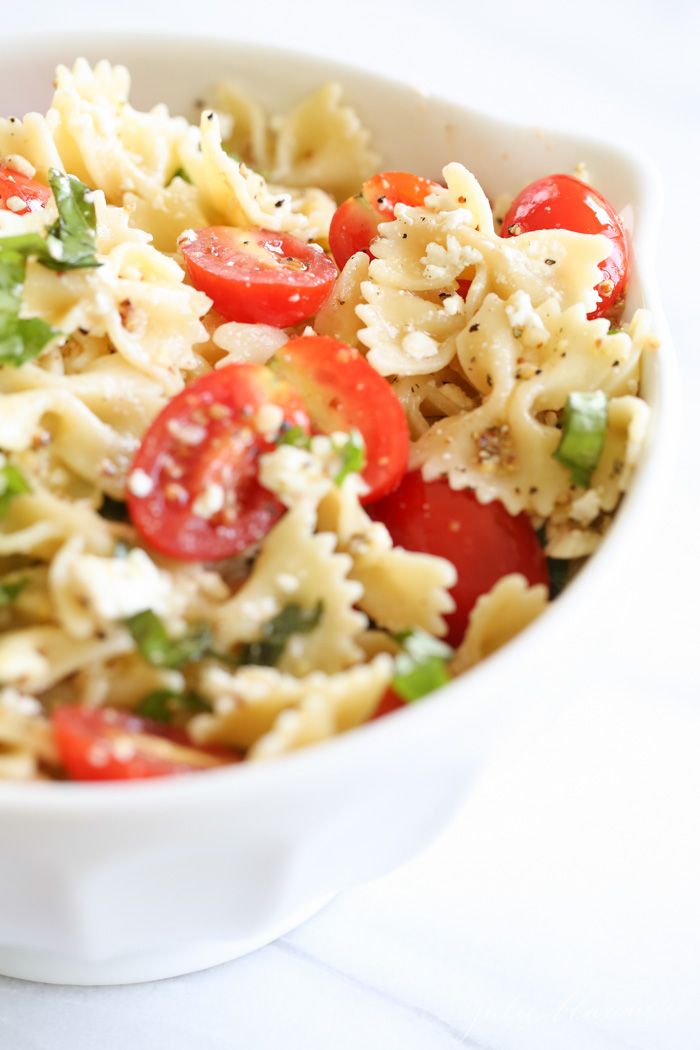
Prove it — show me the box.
[0,59,654,780]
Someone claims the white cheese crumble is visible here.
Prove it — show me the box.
[5,195,26,213]
[166,418,207,446]
[69,549,172,623]
[0,687,42,718]
[402,331,439,360]
[259,444,332,510]
[254,403,285,441]
[127,468,154,498]
[192,482,226,519]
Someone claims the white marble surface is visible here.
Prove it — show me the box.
[2,1,699,1047]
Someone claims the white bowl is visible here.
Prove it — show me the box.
[0,33,678,985]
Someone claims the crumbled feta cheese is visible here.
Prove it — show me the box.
[254,403,284,441]
[276,573,299,594]
[0,687,42,718]
[5,195,26,213]
[569,489,602,526]
[166,418,207,446]
[127,468,154,498]
[259,444,332,510]
[192,482,226,519]
[402,331,439,360]
[69,549,172,623]
[178,228,197,245]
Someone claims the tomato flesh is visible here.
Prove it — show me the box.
[127,364,310,561]
[369,472,548,647]
[329,170,441,270]
[180,226,337,327]
[371,688,406,720]
[0,165,51,215]
[501,173,628,318]
[270,335,409,503]
[52,706,235,781]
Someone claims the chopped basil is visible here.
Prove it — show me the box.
[276,424,311,449]
[0,576,28,605]
[553,391,608,488]
[168,167,192,185]
[547,557,570,599]
[0,463,30,515]
[334,429,366,486]
[135,688,210,723]
[125,610,212,669]
[240,601,323,667]
[535,527,570,600]
[0,244,60,365]
[41,169,100,272]
[99,494,129,522]
[392,629,453,702]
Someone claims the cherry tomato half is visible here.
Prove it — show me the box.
[270,335,409,503]
[52,706,236,781]
[0,165,51,215]
[127,364,310,561]
[329,170,441,270]
[501,173,628,318]
[180,226,337,327]
[369,472,548,647]
[371,688,406,720]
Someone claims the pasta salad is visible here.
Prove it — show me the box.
[0,60,656,781]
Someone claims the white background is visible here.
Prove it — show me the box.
[2,2,699,1048]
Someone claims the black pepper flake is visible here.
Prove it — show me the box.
[529,486,538,494]
[486,373,493,388]
[402,233,408,239]
[544,258,556,266]
[612,359,620,367]
[535,368,543,375]
[469,323,480,333]
[376,196,387,206]
[206,111,214,121]
[275,199,285,208]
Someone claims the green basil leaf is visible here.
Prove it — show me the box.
[0,576,28,605]
[334,429,366,486]
[276,424,311,449]
[135,688,210,723]
[0,314,59,366]
[125,610,212,669]
[41,170,100,272]
[0,242,62,365]
[168,167,192,185]
[0,463,30,516]
[392,629,452,702]
[553,391,608,488]
[240,601,323,667]
[99,495,129,522]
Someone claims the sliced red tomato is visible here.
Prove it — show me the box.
[270,335,409,503]
[52,706,236,781]
[371,688,406,721]
[501,173,628,318]
[369,472,548,647]
[329,170,441,270]
[179,226,337,327]
[127,364,310,561]
[0,165,51,215]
